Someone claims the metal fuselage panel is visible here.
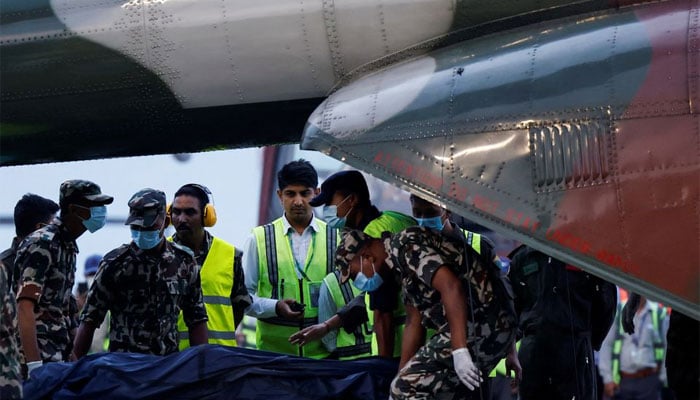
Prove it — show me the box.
[302,0,700,318]
[1,0,634,165]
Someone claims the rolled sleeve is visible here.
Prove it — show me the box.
[15,241,51,302]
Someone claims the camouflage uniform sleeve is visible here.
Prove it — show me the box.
[181,255,208,327]
[0,264,23,399]
[79,258,114,326]
[399,229,461,289]
[14,238,53,303]
[68,295,79,330]
[230,249,252,325]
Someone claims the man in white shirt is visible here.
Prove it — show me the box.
[243,159,337,358]
[599,290,669,400]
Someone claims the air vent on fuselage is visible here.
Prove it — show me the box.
[529,120,612,192]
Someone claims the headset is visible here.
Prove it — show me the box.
[167,183,218,227]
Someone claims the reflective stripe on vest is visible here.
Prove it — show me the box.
[324,270,372,360]
[176,237,237,349]
[611,300,666,384]
[461,229,482,255]
[253,218,336,359]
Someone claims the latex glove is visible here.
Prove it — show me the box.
[452,348,482,390]
[26,360,43,377]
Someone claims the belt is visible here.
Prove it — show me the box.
[620,367,658,379]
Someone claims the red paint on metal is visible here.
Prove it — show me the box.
[554,0,700,304]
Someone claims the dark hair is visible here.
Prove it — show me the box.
[277,159,318,190]
[174,184,210,214]
[14,194,59,238]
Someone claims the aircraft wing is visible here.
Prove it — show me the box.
[1,0,654,165]
[301,0,700,319]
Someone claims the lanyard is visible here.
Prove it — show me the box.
[289,230,312,281]
[293,257,311,281]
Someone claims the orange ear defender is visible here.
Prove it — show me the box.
[171,184,217,227]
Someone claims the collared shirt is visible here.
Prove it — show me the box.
[599,300,669,384]
[171,230,251,319]
[80,240,207,356]
[243,214,321,318]
[14,218,78,362]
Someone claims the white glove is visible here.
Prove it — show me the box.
[452,347,482,390]
[26,360,43,376]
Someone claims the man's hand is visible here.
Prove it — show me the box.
[604,382,618,398]
[452,347,482,390]
[289,322,330,346]
[505,344,522,382]
[275,299,304,321]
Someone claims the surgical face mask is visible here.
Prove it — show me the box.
[130,225,163,250]
[322,196,352,229]
[416,216,444,231]
[79,205,107,233]
[353,256,384,292]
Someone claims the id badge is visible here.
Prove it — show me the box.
[309,282,321,308]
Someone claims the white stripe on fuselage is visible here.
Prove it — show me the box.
[51,0,453,108]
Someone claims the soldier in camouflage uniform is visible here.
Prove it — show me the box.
[15,180,113,377]
[335,228,517,400]
[72,188,208,358]
[1,262,22,399]
[1,194,59,290]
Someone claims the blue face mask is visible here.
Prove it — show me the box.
[353,256,384,292]
[131,228,163,250]
[322,196,352,229]
[81,205,107,233]
[322,205,345,229]
[416,216,444,231]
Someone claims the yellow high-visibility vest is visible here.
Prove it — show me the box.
[324,270,373,359]
[253,217,337,359]
[175,236,237,349]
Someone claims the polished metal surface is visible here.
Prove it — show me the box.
[302,0,700,319]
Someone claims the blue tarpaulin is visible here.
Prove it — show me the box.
[24,345,398,399]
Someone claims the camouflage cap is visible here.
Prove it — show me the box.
[60,179,114,205]
[336,229,371,283]
[125,188,166,227]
